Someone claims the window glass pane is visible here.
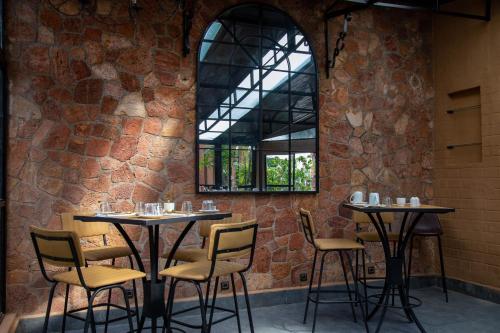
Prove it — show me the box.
[196,3,318,193]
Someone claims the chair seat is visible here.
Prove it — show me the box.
[356,232,400,242]
[160,261,245,281]
[314,238,364,251]
[162,248,208,262]
[83,246,132,261]
[53,266,145,289]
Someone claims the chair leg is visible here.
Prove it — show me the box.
[194,282,208,333]
[231,274,242,333]
[128,255,140,327]
[239,272,255,333]
[205,279,212,309]
[84,290,98,333]
[42,282,58,333]
[208,277,219,333]
[118,286,134,333]
[165,279,179,333]
[355,249,359,305]
[312,252,327,333]
[437,235,448,302]
[104,258,116,333]
[339,251,357,323]
[348,250,369,333]
[406,236,414,297]
[303,249,318,324]
[61,283,70,333]
[361,245,369,315]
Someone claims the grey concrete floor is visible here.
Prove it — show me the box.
[61,287,500,333]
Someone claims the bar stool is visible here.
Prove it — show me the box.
[30,226,145,333]
[407,213,448,302]
[160,220,258,333]
[299,209,367,333]
[61,212,140,331]
[161,214,242,263]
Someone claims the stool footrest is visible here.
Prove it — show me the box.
[66,302,136,325]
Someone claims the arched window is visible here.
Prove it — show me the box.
[196,3,318,193]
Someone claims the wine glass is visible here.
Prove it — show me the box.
[181,201,193,214]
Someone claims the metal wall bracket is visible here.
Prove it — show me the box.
[182,0,195,57]
[324,0,492,76]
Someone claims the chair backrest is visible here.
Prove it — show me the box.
[299,208,316,246]
[30,226,85,268]
[207,220,258,262]
[61,212,110,238]
[413,213,442,235]
[352,211,394,224]
[199,213,242,239]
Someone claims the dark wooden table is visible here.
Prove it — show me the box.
[342,203,454,333]
[74,211,232,333]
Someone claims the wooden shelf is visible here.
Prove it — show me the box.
[446,104,480,114]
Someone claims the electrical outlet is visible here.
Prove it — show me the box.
[126,289,134,299]
[367,266,376,275]
[299,273,308,282]
[221,281,230,290]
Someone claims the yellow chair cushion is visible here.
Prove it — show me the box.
[314,238,364,251]
[83,246,133,262]
[356,232,399,242]
[53,266,145,289]
[159,260,245,281]
[162,248,207,262]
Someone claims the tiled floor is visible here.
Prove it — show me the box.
[58,287,500,333]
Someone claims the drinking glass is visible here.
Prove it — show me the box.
[100,202,112,213]
[383,197,392,206]
[181,201,193,214]
[202,200,214,211]
[145,203,156,216]
[135,202,145,214]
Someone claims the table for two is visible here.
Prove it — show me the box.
[75,211,232,333]
[342,203,454,333]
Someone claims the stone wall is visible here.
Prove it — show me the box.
[6,0,434,316]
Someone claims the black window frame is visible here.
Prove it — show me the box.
[195,3,320,194]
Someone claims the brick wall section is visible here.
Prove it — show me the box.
[6,0,434,315]
[433,1,500,290]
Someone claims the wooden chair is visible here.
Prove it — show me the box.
[61,212,139,331]
[160,220,258,333]
[299,209,367,333]
[30,226,145,333]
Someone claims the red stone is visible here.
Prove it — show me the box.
[117,48,152,75]
[331,159,351,184]
[62,184,85,204]
[74,79,103,104]
[80,159,100,178]
[111,164,134,183]
[328,143,350,158]
[110,137,138,161]
[166,160,191,183]
[274,209,298,237]
[147,159,164,172]
[146,101,169,117]
[74,123,92,137]
[84,41,104,64]
[40,8,62,30]
[51,48,72,85]
[122,118,143,136]
[110,183,134,200]
[59,152,83,169]
[289,233,305,250]
[86,139,111,157]
[256,206,275,228]
[143,118,161,135]
[271,262,291,280]
[24,46,50,74]
[254,247,271,273]
[132,183,159,202]
[154,50,180,73]
[119,72,140,92]
[101,96,118,114]
[143,171,167,191]
[71,60,91,80]
[83,28,102,41]
[83,175,111,193]
[48,88,72,104]
[43,124,70,150]
[68,137,86,154]
[142,87,155,103]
